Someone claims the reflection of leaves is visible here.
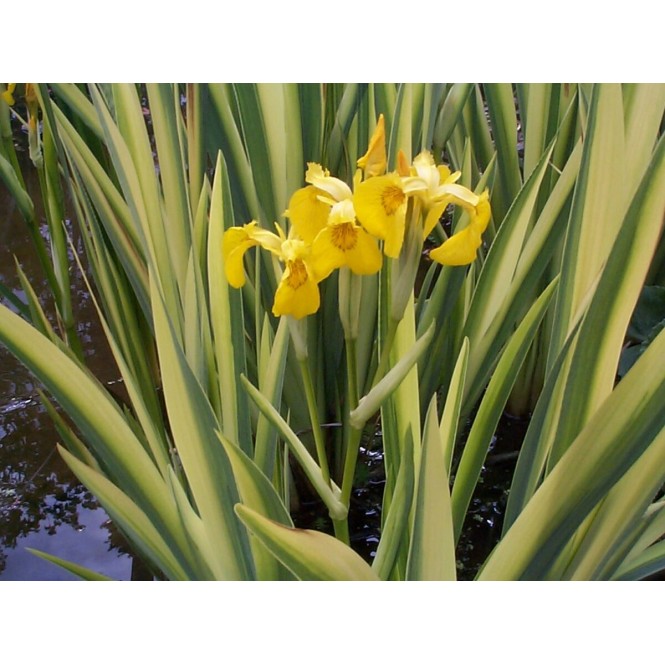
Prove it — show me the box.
[0,400,101,573]
[0,470,93,550]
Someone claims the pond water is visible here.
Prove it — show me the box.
[0,151,137,580]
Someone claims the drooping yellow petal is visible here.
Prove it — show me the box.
[285,185,331,243]
[222,221,283,287]
[470,190,492,233]
[422,201,448,239]
[343,228,383,275]
[429,225,483,266]
[423,185,491,239]
[270,238,322,318]
[309,227,345,281]
[357,114,386,178]
[427,189,491,266]
[273,258,321,319]
[222,222,260,288]
[353,174,409,258]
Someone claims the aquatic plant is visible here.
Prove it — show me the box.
[0,83,664,579]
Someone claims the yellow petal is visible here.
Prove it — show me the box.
[253,226,285,255]
[471,190,492,233]
[310,223,383,280]
[423,188,491,244]
[438,165,460,184]
[305,163,352,201]
[422,201,448,239]
[273,260,321,319]
[310,227,346,281]
[357,114,387,178]
[353,174,408,258]
[25,83,37,106]
[344,229,383,275]
[285,186,331,243]
[222,224,259,288]
[429,225,482,266]
[396,150,411,177]
[412,151,437,186]
[328,198,356,226]
[431,183,479,208]
[222,221,283,287]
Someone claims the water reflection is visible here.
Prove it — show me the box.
[0,144,133,580]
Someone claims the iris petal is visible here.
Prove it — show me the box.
[222,225,259,287]
[357,114,386,177]
[285,186,330,243]
[305,163,353,201]
[310,227,345,281]
[273,268,321,319]
[429,225,482,266]
[353,174,408,258]
[345,229,383,275]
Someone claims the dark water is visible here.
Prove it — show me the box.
[0,153,134,580]
[290,414,527,579]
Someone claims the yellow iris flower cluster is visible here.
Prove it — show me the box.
[222,115,491,319]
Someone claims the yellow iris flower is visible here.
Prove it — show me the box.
[222,221,322,319]
[354,149,492,266]
[223,115,492,320]
[1,83,16,106]
[429,190,491,265]
[395,150,492,266]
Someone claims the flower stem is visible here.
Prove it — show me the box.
[333,516,350,545]
[298,358,331,487]
[331,334,363,546]
[340,425,364,508]
[345,336,359,410]
[371,316,399,389]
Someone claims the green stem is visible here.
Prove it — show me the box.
[371,316,399,389]
[333,517,350,545]
[345,336,359,409]
[298,357,331,487]
[340,425,364,508]
[332,335,362,546]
